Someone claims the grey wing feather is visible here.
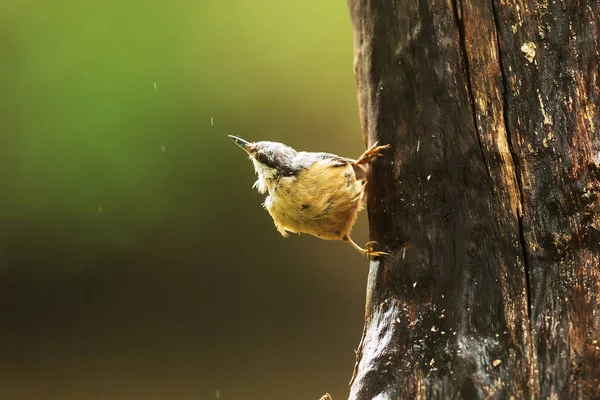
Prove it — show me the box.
[294,151,353,169]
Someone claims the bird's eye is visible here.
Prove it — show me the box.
[257,152,269,164]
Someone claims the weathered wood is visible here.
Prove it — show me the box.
[492,1,600,397]
[347,0,600,398]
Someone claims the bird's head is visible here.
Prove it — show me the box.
[229,135,298,194]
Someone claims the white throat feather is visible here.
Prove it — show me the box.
[251,157,278,194]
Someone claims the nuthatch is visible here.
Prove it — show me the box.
[229,136,391,259]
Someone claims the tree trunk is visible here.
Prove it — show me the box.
[347,1,600,399]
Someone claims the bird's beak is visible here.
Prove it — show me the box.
[228,135,254,154]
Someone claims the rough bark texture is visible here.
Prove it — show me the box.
[347,0,600,399]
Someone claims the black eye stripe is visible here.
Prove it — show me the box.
[256,153,267,163]
[255,148,302,177]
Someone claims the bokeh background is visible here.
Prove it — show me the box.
[0,1,371,399]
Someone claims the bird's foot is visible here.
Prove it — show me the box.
[343,236,389,260]
[354,142,391,166]
[363,241,390,260]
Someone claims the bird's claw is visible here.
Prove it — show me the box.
[364,241,390,260]
[355,143,392,166]
[369,142,392,157]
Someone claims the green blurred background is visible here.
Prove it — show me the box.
[0,1,371,399]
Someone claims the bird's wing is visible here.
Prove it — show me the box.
[293,151,369,180]
[294,151,352,169]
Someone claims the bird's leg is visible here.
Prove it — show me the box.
[353,142,391,166]
[343,236,390,260]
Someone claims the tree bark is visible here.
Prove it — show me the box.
[347,1,600,399]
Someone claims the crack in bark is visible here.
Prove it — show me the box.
[349,317,368,386]
[489,0,532,320]
[451,0,493,183]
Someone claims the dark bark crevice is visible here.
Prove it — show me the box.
[488,0,532,320]
[451,0,493,183]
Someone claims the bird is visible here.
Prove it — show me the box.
[229,135,391,259]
